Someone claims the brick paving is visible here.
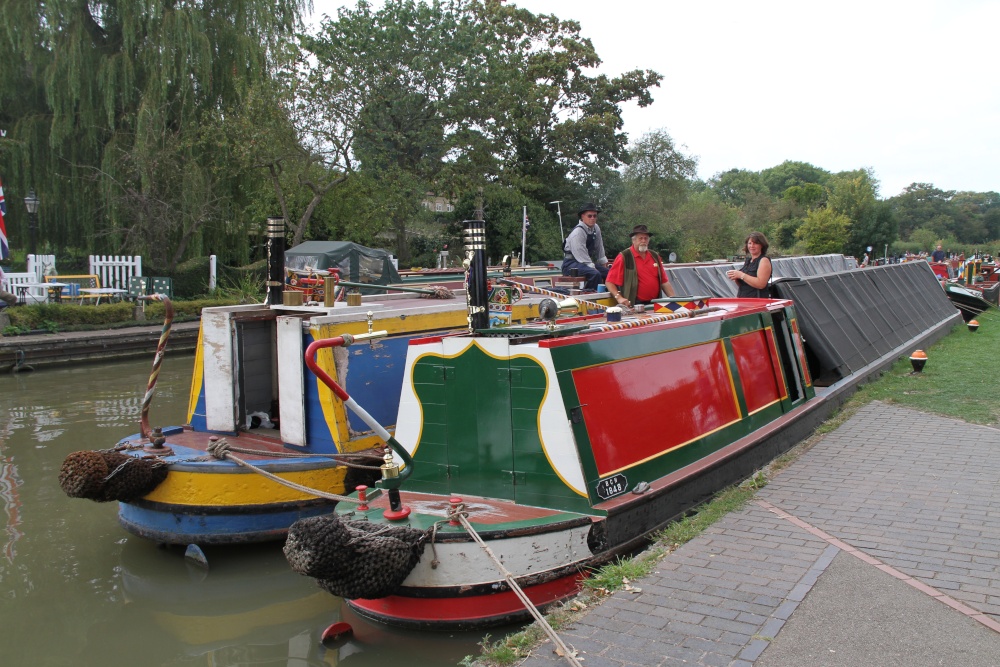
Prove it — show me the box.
[521,402,1000,666]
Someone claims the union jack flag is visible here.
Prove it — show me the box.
[0,177,9,259]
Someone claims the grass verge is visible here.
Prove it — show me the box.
[465,307,999,666]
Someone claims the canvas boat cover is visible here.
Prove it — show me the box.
[285,241,401,286]
[663,254,856,298]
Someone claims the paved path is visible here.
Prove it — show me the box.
[522,402,1000,666]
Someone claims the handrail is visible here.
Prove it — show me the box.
[304,332,414,483]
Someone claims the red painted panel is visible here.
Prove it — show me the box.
[573,342,741,475]
[731,329,782,414]
[791,319,813,386]
[349,571,585,624]
[765,328,788,399]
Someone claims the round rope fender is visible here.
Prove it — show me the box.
[284,514,426,600]
[58,450,168,502]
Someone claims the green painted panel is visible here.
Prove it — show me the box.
[411,380,448,406]
[511,386,545,410]
[408,345,519,500]
[511,407,539,431]
[407,462,452,495]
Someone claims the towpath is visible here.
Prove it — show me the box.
[522,401,1000,667]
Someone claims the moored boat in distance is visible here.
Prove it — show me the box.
[283,220,960,630]
[931,256,999,316]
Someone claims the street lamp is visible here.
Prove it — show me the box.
[24,189,39,256]
[549,201,564,243]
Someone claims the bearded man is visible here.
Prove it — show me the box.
[604,225,675,308]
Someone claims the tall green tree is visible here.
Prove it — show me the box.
[888,183,956,241]
[708,169,769,207]
[614,129,698,255]
[300,0,661,257]
[827,168,897,258]
[0,0,306,266]
[796,208,851,255]
[759,161,830,197]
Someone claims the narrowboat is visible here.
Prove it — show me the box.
[933,257,999,311]
[944,282,992,320]
[283,221,960,630]
[57,223,584,546]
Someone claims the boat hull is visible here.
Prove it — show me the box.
[348,570,587,630]
[297,263,962,630]
[119,498,337,545]
[945,283,992,320]
[338,494,599,629]
[115,426,379,545]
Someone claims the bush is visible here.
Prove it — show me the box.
[3,297,241,334]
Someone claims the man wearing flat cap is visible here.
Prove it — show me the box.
[605,224,675,308]
[562,202,610,290]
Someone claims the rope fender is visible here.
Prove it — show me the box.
[59,295,175,503]
[58,449,167,502]
[284,514,427,599]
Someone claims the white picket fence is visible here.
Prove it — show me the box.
[2,271,46,303]
[89,255,142,290]
[27,254,57,280]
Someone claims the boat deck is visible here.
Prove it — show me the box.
[122,425,373,464]
[343,489,595,533]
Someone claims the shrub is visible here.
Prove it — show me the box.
[3,297,241,333]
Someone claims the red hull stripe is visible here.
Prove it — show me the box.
[349,572,586,624]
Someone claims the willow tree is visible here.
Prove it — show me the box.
[0,1,307,266]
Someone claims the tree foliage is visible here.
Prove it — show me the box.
[299,0,662,256]
[886,183,1000,247]
[796,208,851,255]
[759,161,830,197]
[614,129,698,255]
[0,0,306,266]
[708,169,769,207]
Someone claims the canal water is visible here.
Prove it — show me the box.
[0,356,512,666]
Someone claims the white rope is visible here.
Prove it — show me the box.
[209,439,361,504]
[456,512,583,667]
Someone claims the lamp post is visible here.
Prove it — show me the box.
[549,200,564,243]
[24,189,39,256]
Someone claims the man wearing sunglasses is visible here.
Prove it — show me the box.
[562,202,610,291]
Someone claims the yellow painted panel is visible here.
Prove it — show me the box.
[142,466,348,506]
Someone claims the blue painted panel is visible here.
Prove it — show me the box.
[341,335,417,431]
[118,502,335,545]
[189,377,208,431]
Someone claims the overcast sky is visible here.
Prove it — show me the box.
[308,0,999,198]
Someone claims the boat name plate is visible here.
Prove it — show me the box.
[596,474,628,500]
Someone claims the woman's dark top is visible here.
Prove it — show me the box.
[737,254,771,298]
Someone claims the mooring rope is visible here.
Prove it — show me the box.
[209,442,383,470]
[451,506,583,667]
[207,438,362,504]
[497,278,607,313]
[139,294,173,441]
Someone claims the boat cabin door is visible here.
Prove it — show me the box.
[412,337,547,502]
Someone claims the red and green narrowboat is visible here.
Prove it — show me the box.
[283,220,960,630]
